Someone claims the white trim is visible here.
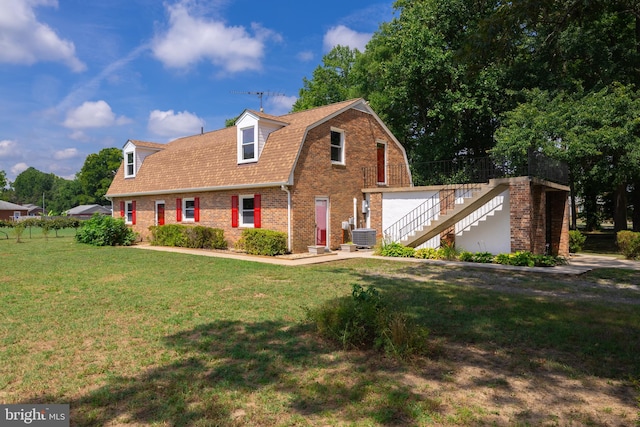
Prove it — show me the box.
[182,198,195,222]
[239,194,255,228]
[330,127,345,165]
[315,196,330,247]
[281,185,292,252]
[125,200,134,224]
[124,148,135,178]
[238,125,258,164]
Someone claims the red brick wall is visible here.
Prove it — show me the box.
[289,109,409,253]
[112,187,288,246]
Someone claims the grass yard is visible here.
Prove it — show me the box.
[1,230,639,426]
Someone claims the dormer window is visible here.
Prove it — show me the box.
[241,126,256,162]
[126,151,135,177]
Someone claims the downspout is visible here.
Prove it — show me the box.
[281,185,292,252]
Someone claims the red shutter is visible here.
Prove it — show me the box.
[194,197,200,222]
[231,195,239,227]
[119,201,125,218]
[176,198,182,222]
[132,200,137,225]
[254,194,261,228]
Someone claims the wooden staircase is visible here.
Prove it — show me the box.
[400,181,510,248]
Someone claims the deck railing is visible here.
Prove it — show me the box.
[363,151,569,188]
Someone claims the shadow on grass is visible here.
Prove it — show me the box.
[349,264,640,379]
[28,320,444,426]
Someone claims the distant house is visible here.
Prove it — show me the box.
[0,201,29,221]
[65,204,112,219]
[22,204,44,216]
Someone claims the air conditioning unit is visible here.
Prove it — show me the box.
[351,228,377,248]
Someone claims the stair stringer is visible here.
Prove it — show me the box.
[400,181,510,248]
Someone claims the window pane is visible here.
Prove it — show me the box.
[242,197,254,226]
[126,202,133,222]
[331,146,341,162]
[184,200,195,219]
[331,131,341,146]
[243,144,254,160]
[242,127,254,143]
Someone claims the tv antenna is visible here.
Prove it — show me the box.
[231,90,285,112]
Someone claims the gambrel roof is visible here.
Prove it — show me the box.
[106,98,403,198]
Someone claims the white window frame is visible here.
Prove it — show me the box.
[125,149,135,178]
[182,198,195,222]
[239,195,255,228]
[238,125,257,163]
[13,211,21,221]
[330,127,345,165]
[125,201,134,224]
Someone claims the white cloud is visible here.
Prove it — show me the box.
[323,25,372,52]
[11,162,29,176]
[148,109,205,138]
[297,51,314,62]
[0,140,19,158]
[268,96,297,115]
[151,1,279,73]
[53,148,78,160]
[63,100,131,129]
[0,0,86,72]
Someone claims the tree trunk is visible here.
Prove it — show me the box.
[632,182,640,232]
[613,183,628,232]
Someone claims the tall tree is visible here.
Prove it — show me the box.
[292,45,361,112]
[493,84,640,231]
[13,167,57,206]
[76,148,122,205]
[353,0,505,176]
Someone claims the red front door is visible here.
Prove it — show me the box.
[157,203,165,226]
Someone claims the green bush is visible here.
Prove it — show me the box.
[305,284,429,359]
[472,252,494,263]
[235,228,287,256]
[438,242,459,260]
[150,224,227,249]
[76,214,137,246]
[376,241,415,257]
[458,251,474,262]
[617,230,640,260]
[569,230,586,253]
[414,247,439,259]
[185,226,227,249]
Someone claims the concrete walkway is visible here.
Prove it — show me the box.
[131,244,640,275]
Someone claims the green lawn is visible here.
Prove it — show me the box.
[1,230,639,426]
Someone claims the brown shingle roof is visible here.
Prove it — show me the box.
[107,99,365,197]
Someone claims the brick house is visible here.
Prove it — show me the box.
[106,99,412,253]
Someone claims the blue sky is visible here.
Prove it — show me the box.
[0,0,394,182]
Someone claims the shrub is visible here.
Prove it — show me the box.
[150,224,227,249]
[235,229,287,256]
[569,230,586,253]
[472,252,494,263]
[305,284,429,359]
[458,251,474,262]
[414,247,439,259]
[438,242,459,260]
[617,230,640,260]
[376,241,415,258]
[76,214,137,246]
[186,226,227,249]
